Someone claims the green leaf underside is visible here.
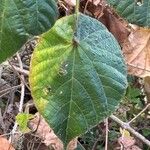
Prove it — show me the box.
[107,0,150,27]
[0,0,58,63]
[29,14,127,145]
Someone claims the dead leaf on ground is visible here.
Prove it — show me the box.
[119,129,135,149]
[29,113,64,150]
[129,145,142,150]
[118,129,142,150]
[29,113,77,150]
[123,28,150,77]
[118,136,135,148]
[81,0,129,45]
[89,0,105,6]
[67,138,77,150]
[64,0,76,6]
[99,8,130,45]
[0,137,15,150]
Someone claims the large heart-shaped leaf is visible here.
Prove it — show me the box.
[107,0,150,27]
[29,13,127,146]
[0,0,58,63]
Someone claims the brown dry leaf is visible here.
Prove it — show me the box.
[67,138,77,150]
[29,113,77,150]
[64,0,76,6]
[118,137,135,148]
[118,136,142,150]
[129,145,142,150]
[83,1,129,45]
[100,8,130,45]
[29,113,64,150]
[89,0,101,6]
[123,28,150,77]
[0,137,15,150]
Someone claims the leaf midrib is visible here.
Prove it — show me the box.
[65,45,76,143]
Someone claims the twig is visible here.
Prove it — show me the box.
[84,0,90,14]
[92,122,103,150]
[8,60,30,90]
[12,65,29,76]
[76,0,80,19]
[110,115,150,147]
[0,91,12,98]
[77,141,86,150]
[92,137,101,150]
[105,118,108,150]
[0,85,21,96]
[128,103,150,124]
[0,132,20,137]
[16,53,25,112]
[9,53,25,142]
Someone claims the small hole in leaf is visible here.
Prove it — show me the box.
[58,62,68,76]
[136,0,143,6]
[59,68,68,76]
[43,86,52,95]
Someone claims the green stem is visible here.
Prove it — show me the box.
[74,0,80,41]
[75,0,79,32]
[76,0,79,14]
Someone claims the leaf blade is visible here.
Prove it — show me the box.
[0,0,58,63]
[29,14,127,145]
[107,0,150,27]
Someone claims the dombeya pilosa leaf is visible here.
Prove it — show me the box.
[107,0,150,27]
[29,13,127,146]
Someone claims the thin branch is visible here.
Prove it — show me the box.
[0,91,12,98]
[0,85,21,96]
[92,137,101,150]
[8,60,30,90]
[9,53,25,142]
[84,0,90,14]
[110,115,150,147]
[16,53,25,113]
[12,65,29,76]
[76,0,79,14]
[105,118,108,150]
[0,132,20,138]
[128,103,150,124]
[77,141,86,150]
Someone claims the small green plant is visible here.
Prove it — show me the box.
[0,0,150,148]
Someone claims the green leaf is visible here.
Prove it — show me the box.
[16,113,33,133]
[126,85,141,102]
[142,128,150,137]
[29,13,127,146]
[0,0,58,63]
[106,0,150,27]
